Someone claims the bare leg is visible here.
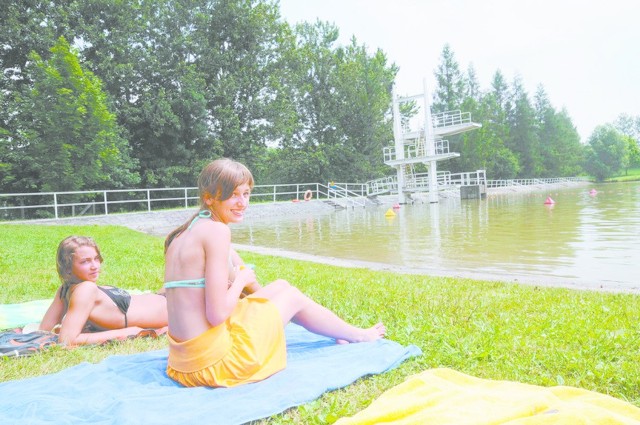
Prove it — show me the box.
[252,280,385,343]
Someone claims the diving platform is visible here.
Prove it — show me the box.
[383,152,459,167]
[382,79,483,204]
[432,110,482,136]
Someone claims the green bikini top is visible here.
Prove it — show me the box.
[163,277,206,289]
[164,210,230,290]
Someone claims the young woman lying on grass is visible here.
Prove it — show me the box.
[38,235,168,345]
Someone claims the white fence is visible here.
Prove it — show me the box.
[0,182,367,221]
[485,177,588,188]
[0,177,588,221]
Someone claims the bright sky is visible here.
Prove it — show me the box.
[278,0,640,142]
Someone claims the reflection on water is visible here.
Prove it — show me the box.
[233,182,640,289]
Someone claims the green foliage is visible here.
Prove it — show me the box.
[7,37,139,191]
[1,2,635,191]
[625,136,640,171]
[614,113,640,142]
[608,167,640,182]
[456,91,519,179]
[534,87,583,177]
[505,76,543,177]
[430,47,586,180]
[432,44,465,113]
[263,21,396,184]
[583,125,627,181]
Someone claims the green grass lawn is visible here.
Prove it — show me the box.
[2,224,640,423]
[608,167,640,182]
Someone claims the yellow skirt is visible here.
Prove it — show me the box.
[166,297,286,388]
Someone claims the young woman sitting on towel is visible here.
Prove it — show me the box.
[163,158,386,388]
[39,236,168,345]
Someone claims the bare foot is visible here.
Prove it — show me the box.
[335,322,386,344]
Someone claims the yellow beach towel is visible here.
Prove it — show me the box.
[336,368,640,425]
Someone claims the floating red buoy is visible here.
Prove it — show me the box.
[544,196,555,205]
[589,189,598,196]
[392,203,401,209]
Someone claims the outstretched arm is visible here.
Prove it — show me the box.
[66,326,151,345]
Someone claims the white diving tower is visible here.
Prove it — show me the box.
[383,79,482,203]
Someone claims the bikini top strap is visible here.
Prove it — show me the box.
[186,210,212,230]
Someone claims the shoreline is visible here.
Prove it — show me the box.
[232,243,640,295]
[9,181,632,294]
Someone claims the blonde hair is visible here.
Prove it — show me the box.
[56,236,103,299]
[165,158,254,251]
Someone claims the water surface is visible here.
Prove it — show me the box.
[233,182,640,291]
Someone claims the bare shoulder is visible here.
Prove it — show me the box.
[196,220,232,253]
[69,281,99,300]
[197,219,231,239]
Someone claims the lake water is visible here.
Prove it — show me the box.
[232,181,640,292]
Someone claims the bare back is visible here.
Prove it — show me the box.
[164,216,234,341]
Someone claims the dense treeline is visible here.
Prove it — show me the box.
[429,45,640,181]
[1,0,638,193]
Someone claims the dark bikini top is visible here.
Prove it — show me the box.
[97,286,131,317]
[61,285,131,330]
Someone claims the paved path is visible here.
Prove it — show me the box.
[15,200,337,237]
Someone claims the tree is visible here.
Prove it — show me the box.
[506,76,542,177]
[534,86,582,177]
[263,20,341,183]
[1,0,78,172]
[614,113,640,143]
[480,71,519,179]
[329,41,396,181]
[583,125,627,181]
[465,63,482,102]
[490,70,510,112]
[76,0,231,186]
[6,37,138,192]
[265,21,397,184]
[623,135,640,172]
[458,87,519,179]
[431,44,466,173]
[432,44,465,113]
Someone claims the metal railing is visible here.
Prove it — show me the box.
[365,172,588,197]
[0,176,590,221]
[0,182,373,221]
[485,177,588,188]
[384,138,452,163]
[431,110,472,128]
[325,183,368,208]
[366,176,397,196]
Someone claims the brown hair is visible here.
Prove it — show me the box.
[164,158,254,251]
[56,236,103,300]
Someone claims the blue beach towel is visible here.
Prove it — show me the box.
[0,324,421,425]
